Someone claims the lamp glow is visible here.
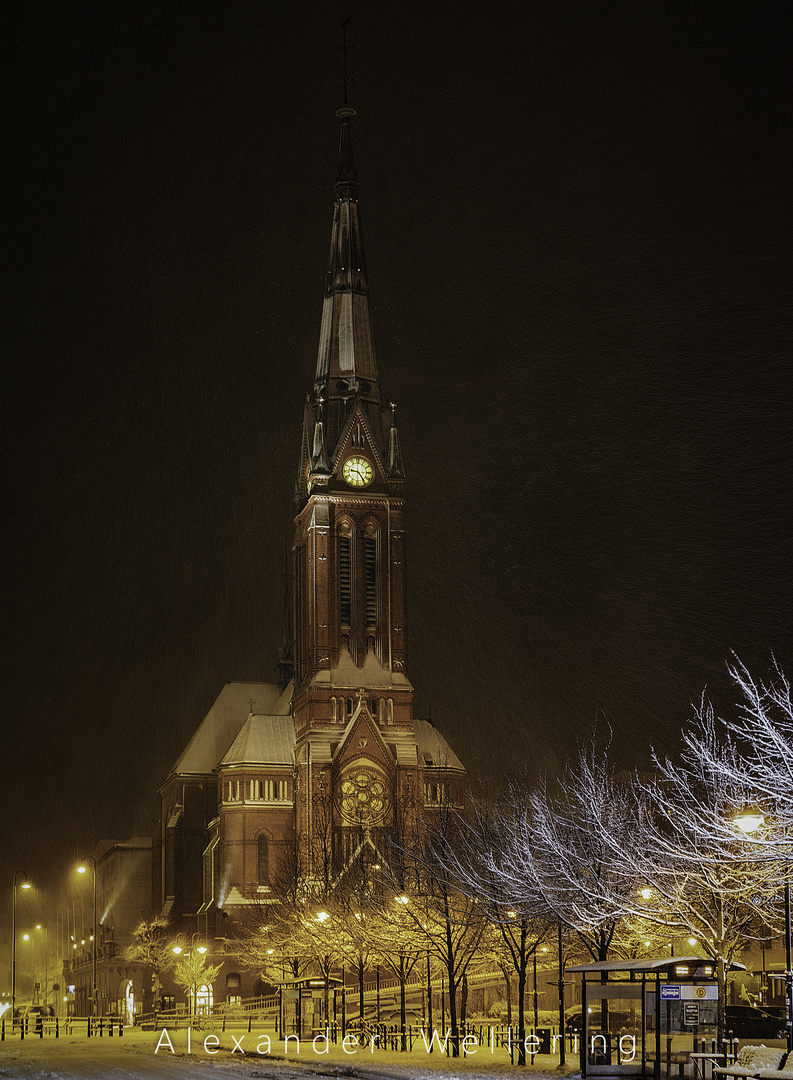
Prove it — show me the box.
[734,809,765,833]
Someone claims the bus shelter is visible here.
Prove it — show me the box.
[276,975,343,1037]
[568,957,746,1079]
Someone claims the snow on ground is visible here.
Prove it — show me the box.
[0,1027,580,1080]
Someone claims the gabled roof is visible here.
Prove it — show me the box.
[333,698,397,773]
[220,714,295,767]
[168,681,292,777]
[330,400,387,479]
[414,718,465,773]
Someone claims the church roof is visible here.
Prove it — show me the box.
[414,718,465,773]
[169,681,291,777]
[311,648,413,690]
[219,714,295,767]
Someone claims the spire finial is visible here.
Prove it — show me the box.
[341,14,351,106]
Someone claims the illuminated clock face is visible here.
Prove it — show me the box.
[342,456,374,488]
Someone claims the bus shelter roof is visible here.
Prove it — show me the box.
[567,956,745,974]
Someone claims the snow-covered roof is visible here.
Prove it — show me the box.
[169,681,291,777]
[311,649,413,690]
[568,956,746,973]
[219,714,295,767]
[414,718,465,773]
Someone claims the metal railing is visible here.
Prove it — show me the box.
[0,1015,125,1041]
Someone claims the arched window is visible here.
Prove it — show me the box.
[257,834,269,886]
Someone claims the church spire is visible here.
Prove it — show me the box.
[313,105,380,449]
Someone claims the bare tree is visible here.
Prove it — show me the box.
[443,784,554,1064]
[124,918,173,1008]
[172,951,221,1017]
[383,777,484,1057]
[481,743,643,964]
[676,659,793,860]
[363,891,426,1050]
[619,738,783,1044]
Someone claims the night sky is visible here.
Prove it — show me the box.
[3,2,791,906]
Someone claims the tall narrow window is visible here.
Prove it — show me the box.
[364,533,377,631]
[257,835,269,886]
[339,535,352,627]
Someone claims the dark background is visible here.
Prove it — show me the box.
[3,0,790,913]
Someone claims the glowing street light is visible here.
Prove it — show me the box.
[171,934,208,1016]
[172,932,207,956]
[77,857,97,1018]
[733,808,765,834]
[11,871,32,1019]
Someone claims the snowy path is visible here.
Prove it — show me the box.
[0,1029,577,1079]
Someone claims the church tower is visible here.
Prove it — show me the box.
[291,104,423,872]
[158,104,464,933]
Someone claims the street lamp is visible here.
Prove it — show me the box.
[171,934,207,1017]
[77,857,97,1018]
[12,871,32,1019]
[35,925,49,1010]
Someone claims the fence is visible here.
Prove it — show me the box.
[0,1015,125,1041]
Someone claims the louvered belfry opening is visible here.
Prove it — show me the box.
[339,533,352,629]
[364,534,377,631]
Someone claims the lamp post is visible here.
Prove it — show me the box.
[12,871,32,1020]
[172,933,207,1017]
[21,934,35,1003]
[77,857,97,1018]
[35,925,49,1010]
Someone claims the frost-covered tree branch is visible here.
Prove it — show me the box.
[675,658,793,861]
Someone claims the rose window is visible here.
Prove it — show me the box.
[338,770,388,826]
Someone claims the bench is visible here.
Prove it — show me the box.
[756,1051,793,1079]
[713,1046,786,1079]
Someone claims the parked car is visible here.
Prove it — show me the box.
[725,1005,785,1039]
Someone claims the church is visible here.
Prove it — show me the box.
[157,104,465,943]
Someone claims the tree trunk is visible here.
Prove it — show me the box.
[517,955,528,1066]
[717,955,727,1049]
[400,962,407,1052]
[716,907,727,1050]
[447,959,459,1056]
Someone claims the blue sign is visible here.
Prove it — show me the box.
[661,985,681,1000]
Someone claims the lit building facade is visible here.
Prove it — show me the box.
[64,837,153,1021]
